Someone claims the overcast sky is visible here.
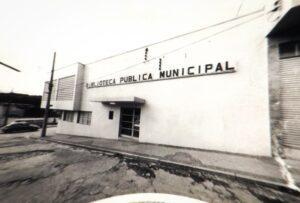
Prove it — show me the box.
[0,0,264,95]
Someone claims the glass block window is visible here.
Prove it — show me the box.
[63,111,74,122]
[77,111,92,125]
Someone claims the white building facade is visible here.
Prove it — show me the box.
[42,1,300,159]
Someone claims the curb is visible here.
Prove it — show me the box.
[41,137,300,195]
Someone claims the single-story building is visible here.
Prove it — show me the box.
[42,1,300,159]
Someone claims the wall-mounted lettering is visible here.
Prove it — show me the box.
[86,61,235,89]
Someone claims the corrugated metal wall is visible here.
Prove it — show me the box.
[57,75,75,101]
[280,57,300,149]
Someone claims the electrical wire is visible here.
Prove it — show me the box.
[236,0,245,17]
[86,7,264,66]
[86,11,266,83]
[52,7,264,72]
[46,9,267,94]
[48,10,266,94]
[47,62,78,73]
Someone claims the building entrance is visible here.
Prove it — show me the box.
[279,52,300,150]
[120,107,141,139]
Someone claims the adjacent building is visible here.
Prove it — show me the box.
[42,1,300,159]
[0,92,43,127]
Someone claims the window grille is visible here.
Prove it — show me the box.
[63,111,74,122]
[77,111,92,125]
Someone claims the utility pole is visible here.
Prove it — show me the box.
[0,61,21,72]
[41,52,56,138]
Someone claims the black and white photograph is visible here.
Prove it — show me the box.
[0,0,300,202]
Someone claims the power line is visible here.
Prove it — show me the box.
[52,7,264,73]
[84,11,266,82]
[46,62,78,73]
[49,9,266,93]
[86,7,264,66]
[236,0,245,17]
[50,10,266,93]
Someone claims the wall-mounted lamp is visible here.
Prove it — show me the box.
[144,48,149,61]
[159,58,162,70]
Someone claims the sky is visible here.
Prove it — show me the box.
[0,0,264,95]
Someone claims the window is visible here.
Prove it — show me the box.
[56,111,63,119]
[77,111,92,125]
[279,41,300,59]
[109,111,114,120]
[63,111,74,122]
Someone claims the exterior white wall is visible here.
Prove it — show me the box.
[73,63,85,110]
[57,104,120,139]
[286,0,300,8]
[55,11,273,156]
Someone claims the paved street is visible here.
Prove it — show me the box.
[0,131,300,203]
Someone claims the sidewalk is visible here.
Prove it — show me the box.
[43,133,300,191]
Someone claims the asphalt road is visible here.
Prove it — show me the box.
[0,131,299,203]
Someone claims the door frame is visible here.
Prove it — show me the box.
[118,105,141,140]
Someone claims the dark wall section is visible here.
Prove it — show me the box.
[0,92,58,127]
